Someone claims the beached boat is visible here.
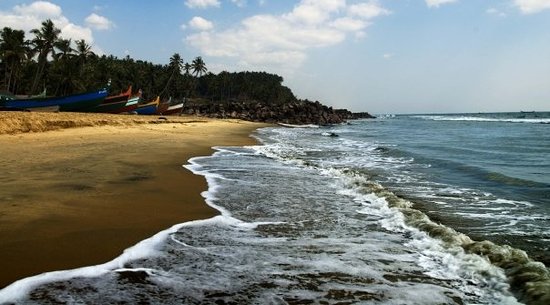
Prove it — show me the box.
[89,99,129,113]
[162,102,184,115]
[115,95,140,113]
[0,88,108,112]
[134,96,160,115]
[80,86,133,113]
[156,101,170,115]
[156,97,177,115]
[103,86,132,104]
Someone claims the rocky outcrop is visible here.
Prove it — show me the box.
[182,100,374,125]
[351,112,376,119]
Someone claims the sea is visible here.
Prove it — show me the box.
[0,112,549,305]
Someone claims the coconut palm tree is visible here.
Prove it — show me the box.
[50,38,79,95]
[159,53,183,97]
[53,38,73,61]
[183,62,192,76]
[30,19,61,94]
[74,39,94,86]
[75,39,94,63]
[191,56,207,77]
[0,27,29,93]
[169,53,183,74]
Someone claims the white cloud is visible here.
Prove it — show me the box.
[514,0,550,14]
[231,0,247,7]
[383,53,394,59]
[189,16,214,31]
[185,0,389,73]
[59,23,93,42]
[0,1,96,45]
[85,13,114,30]
[425,0,458,8]
[13,1,62,18]
[349,1,391,18]
[330,17,368,32]
[284,0,346,25]
[185,0,221,9]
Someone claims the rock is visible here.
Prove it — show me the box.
[181,99,374,125]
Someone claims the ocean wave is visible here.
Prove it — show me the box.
[253,125,550,304]
[412,115,550,124]
[343,170,550,305]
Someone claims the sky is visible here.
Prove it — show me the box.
[1,0,549,114]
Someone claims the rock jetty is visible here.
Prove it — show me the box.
[182,99,375,125]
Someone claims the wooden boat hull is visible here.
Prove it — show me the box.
[162,103,184,115]
[134,97,159,115]
[156,102,170,115]
[103,86,132,104]
[89,100,129,113]
[113,96,140,113]
[114,103,139,113]
[0,89,108,112]
[134,104,157,115]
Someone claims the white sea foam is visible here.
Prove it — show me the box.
[0,218,197,303]
[277,123,320,128]
[0,148,285,303]
[250,126,525,304]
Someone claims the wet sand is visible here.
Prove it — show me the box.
[0,113,266,287]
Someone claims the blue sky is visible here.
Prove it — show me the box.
[1,0,549,114]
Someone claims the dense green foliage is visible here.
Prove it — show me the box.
[0,19,297,104]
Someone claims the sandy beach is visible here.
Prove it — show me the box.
[0,112,265,288]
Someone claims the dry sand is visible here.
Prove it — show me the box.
[0,112,266,288]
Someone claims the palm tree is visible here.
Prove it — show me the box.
[74,39,94,86]
[0,27,29,93]
[191,56,207,77]
[30,19,61,94]
[50,38,78,95]
[75,39,94,63]
[53,38,73,61]
[169,53,183,74]
[183,62,192,76]
[160,53,183,97]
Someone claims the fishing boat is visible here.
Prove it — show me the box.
[0,88,108,112]
[134,96,160,115]
[90,99,129,113]
[162,102,184,115]
[104,86,132,104]
[115,95,140,113]
[156,97,173,115]
[81,86,133,113]
[156,102,170,115]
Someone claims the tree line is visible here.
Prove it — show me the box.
[0,19,297,104]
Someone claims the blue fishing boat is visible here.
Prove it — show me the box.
[134,96,159,115]
[0,88,108,112]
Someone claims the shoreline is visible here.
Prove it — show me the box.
[0,113,267,288]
